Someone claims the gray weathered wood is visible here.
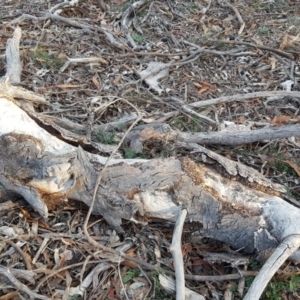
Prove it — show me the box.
[2,95,300,256]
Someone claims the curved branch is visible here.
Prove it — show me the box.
[244,235,300,300]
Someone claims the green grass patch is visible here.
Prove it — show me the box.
[151,272,174,300]
[253,2,270,10]
[257,27,269,35]
[122,147,148,159]
[132,33,145,43]
[271,160,297,177]
[96,131,116,144]
[30,49,64,69]
[172,115,203,132]
[122,268,140,284]
[215,42,229,51]
[189,3,199,10]
[287,16,300,25]
[263,275,300,300]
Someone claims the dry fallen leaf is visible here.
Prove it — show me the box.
[237,115,245,124]
[193,80,215,94]
[122,249,137,268]
[279,33,290,50]
[284,161,300,177]
[113,74,123,85]
[182,72,194,78]
[268,56,277,71]
[55,83,86,89]
[92,74,101,89]
[271,115,292,126]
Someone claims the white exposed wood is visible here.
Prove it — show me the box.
[0,82,48,104]
[0,97,72,155]
[170,209,187,300]
[4,27,22,83]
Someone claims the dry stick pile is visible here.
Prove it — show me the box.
[0,1,299,299]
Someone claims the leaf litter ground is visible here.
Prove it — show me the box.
[0,0,300,299]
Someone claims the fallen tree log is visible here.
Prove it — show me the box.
[2,27,300,299]
[2,92,300,298]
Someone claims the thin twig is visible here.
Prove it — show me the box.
[83,98,142,248]
[118,255,130,300]
[0,266,50,300]
[6,240,32,270]
[217,0,245,35]
[137,253,152,299]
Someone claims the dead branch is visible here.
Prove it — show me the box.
[125,123,300,150]
[169,209,187,300]
[0,266,50,300]
[174,124,300,145]
[9,13,126,50]
[208,39,296,61]
[2,96,300,297]
[0,82,48,105]
[189,91,300,108]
